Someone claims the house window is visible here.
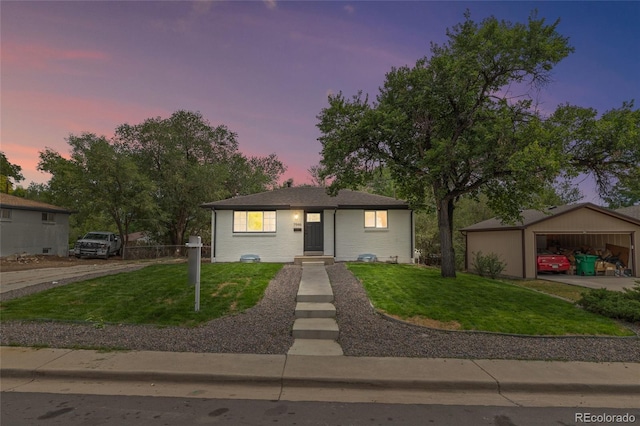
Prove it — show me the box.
[233,211,276,233]
[306,213,321,222]
[364,210,388,229]
[42,212,56,223]
[0,209,11,220]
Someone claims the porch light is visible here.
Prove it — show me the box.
[293,211,302,232]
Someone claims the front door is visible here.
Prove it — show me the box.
[304,211,324,253]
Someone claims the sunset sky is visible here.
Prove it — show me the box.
[2,1,638,203]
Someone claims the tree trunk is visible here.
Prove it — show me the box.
[437,196,457,278]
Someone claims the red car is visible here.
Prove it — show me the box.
[536,251,571,273]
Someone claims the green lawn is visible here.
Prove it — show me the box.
[1,263,283,327]
[347,263,633,336]
[504,279,586,302]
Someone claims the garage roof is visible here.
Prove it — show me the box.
[616,205,640,221]
[462,203,640,232]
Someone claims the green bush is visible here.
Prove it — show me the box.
[471,251,506,279]
[577,283,640,323]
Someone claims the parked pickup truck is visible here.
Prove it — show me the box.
[73,232,122,259]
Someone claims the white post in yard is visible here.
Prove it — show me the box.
[187,236,202,312]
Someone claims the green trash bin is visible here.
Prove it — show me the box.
[575,254,598,276]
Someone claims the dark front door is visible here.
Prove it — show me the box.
[304,211,324,253]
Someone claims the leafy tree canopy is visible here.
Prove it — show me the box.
[38,133,157,245]
[317,10,638,277]
[0,152,25,194]
[37,110,286,248]
[115,110,285,246]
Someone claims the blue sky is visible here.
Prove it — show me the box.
[2,1,638,203]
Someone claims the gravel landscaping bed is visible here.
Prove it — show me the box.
[0,265,299,354]
[327,263,640,362]
[1,263,638,361]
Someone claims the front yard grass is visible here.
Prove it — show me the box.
[504,279,586,302]
[347,263,634,336]
[0,263,283,327]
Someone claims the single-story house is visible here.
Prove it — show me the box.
[201,186,414,263]
[0,193,72,257]
[461,203,640,278]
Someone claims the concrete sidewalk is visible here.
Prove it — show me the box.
[2,347,638,408]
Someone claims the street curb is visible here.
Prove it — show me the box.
[2,347,639,398]
[1,368,282,386]
[3,365,639,396]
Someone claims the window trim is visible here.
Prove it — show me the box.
[364,210,388,229]
[41,212,56,223]
[0,208,12,221]
[233,210,277,233]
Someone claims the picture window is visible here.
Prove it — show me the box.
[233,211,276,233]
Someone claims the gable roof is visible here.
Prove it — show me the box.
[201,186,409,210]
[462,202,640,232]
[0,193,72,214]
[616,205,640,220]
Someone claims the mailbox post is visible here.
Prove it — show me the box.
[186,235,202,312]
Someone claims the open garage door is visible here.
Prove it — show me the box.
[535,232,634,277]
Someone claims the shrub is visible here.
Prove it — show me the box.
[577,283,640,323]
[471,251,506,279]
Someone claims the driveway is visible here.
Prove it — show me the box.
[539,274,638,292]
[0,263,148,294]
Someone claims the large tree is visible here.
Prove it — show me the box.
[38,133,157,246]
[317,11,638,277]
[116,110,286,246]
[547,102,640,208]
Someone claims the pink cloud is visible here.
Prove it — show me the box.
[2,41,109,71]
[2,89,169,184]
[0,143,49,185]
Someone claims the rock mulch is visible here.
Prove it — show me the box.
[1,263,638,362]
[327,263,640,362]
[0,265,299,355]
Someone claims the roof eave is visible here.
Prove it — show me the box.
[0,205,73,214]
[200,203,409,210]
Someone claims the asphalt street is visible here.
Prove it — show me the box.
[3,392,638,426]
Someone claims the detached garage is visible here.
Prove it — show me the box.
[462,203,640,279]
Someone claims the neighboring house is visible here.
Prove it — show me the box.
[126,231,153,245]
[0,193,72,257]
[462,203,640,278]
[201,186,414,263]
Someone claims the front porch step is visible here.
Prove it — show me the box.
[296,264,334,303]
[287,339,344,356]
[295,302,336,318]
[292,318,339,340]
[294,256,335,265]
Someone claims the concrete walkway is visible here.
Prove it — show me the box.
[540,274,638,292]
[2,347,638,408]
[288,262,343,356]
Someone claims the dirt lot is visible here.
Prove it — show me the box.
[0,254,129,272]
